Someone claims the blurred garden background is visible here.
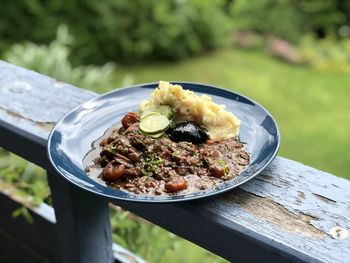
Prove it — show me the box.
[0,0,349,262]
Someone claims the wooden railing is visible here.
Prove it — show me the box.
[0,61,349,263]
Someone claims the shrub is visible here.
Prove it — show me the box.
[298,35,350,72]
[230,0,348,42]
[0,0,231,64]
[0,151,49,206]
[4,25,116,90]
[87,0,231,63]
[231,0,304,42]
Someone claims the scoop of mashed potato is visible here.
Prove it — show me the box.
[139,81,240,140]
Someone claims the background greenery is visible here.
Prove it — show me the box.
[1,0,350,63]
[231,0,350,42]
[0,0,231,64]
[0,0,349,262]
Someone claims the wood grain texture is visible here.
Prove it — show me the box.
[206,158,350,262]
[0,60,349,263]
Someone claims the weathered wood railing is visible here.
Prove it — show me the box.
[0,61,349,263]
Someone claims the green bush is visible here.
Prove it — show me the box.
[4,25,116,90]
[0,150,49,206]
[231,0,304,42]
[298,35,350,72]
[0,0,231,64]
[89,0,231,63]
[231,0,348,42]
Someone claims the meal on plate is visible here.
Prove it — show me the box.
[84,81,250,196]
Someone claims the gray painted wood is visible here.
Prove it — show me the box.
[0,60,349,263]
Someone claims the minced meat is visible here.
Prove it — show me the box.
[85,112,250,196]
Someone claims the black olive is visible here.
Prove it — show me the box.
[167,121,209,144]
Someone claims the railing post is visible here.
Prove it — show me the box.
[47,169,113,263]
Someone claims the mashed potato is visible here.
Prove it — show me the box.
[139,81,240,140]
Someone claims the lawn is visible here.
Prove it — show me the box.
[108,48,350,180]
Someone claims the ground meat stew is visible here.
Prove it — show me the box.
[84,112,250,196]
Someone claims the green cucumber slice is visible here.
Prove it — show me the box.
[149,132,164,138]
[139,129,164,138]
[141,105,173,119]
[140,110,157,119]
[155,105,173,119]
[139,114,170,134]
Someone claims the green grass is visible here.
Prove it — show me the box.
[108,48,350,179]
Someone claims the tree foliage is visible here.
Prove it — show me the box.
[231,0,350,42]
[0,0,231,64]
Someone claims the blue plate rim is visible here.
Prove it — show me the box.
[47,82,281,203]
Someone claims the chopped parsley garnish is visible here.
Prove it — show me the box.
[141,155,164,176]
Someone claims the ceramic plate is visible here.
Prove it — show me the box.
[47,82,280,202]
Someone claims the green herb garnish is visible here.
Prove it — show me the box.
[141,155,164,176]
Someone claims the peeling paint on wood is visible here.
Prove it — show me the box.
[205,157,350,263]
[225,189,326,238]
[1,106,54,133]
[1,60,350,263]
[312,193,337,204]
[329,227,349,240]
[298,191,305,200]
[0,61,95,124]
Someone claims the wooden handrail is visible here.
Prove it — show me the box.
[0,61,349,263]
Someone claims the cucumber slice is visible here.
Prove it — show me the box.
[140,109,157,119]
[139,129,164,138]
[155,105,173,119]
[139,114,170,134]
[141,105,173,119]
[149,132,164,138]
